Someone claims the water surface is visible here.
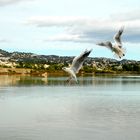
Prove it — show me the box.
[0,75,140,140]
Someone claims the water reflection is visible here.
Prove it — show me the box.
[0,75,140,140]
[0,75,140,86]
[0,75,21,86]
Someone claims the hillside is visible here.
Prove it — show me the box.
[0,49,140,75]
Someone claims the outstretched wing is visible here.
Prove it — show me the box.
[97,41,113,51]
[114,26,124,48]
[71,49,92,73]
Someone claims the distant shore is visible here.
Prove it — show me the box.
[0,67,139,77]
[0,49,140,76]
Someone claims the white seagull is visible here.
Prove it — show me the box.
[97,26,126,59]
[62,49,92,83]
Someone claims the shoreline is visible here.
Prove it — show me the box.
[0,67,140,77]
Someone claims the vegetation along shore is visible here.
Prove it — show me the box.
[0,49,140,76]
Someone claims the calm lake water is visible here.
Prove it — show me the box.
[0,75,140,140]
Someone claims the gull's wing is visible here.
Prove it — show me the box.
[114,26,124,48]
[71,49,92,73]
[97,41,113,50]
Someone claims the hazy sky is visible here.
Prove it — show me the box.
[0,0,140,60]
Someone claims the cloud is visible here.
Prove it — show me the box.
[0,38,10,43]
[26,14,140,44]
[0,0,33,6]
[26,16,90,27]
[111,10,140,21]
[44,33,94,43]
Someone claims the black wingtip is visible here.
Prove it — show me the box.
[119,26,125,32]
[87,49,92,54]
[89,48,93,53]
[84,49,92,57]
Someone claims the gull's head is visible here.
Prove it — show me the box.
[62,67,70,73]
[62,67,68,72]
[62,67,66,71]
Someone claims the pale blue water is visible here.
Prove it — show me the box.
[0,75,140,140]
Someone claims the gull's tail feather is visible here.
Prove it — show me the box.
[122,47,126,54]
[113,48,126,59]
[66,76,78,84]
[113,53,120,59]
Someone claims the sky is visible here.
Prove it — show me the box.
[0,0,140,60]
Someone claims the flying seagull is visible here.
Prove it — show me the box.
[97,26,126,59]
[62,49,92,83]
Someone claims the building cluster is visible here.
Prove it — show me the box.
[0,49,140,73]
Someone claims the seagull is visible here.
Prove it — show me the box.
[97,26,126,59]
[62,49,92,83]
